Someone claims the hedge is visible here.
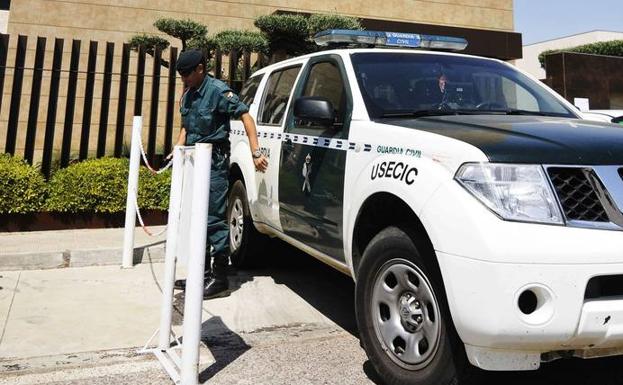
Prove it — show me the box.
[539,40,623,67]
[0,154,47,214]
[45,157,170,213]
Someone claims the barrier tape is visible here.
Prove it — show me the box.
[131,188,168,237]
[138,134,174,175]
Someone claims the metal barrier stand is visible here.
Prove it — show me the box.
[128,124,212,385]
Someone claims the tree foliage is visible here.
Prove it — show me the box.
[254,14,310,58]
[307,14,362,37]
[128,34,170,55]
[213,30,268,53]
[154,18,208,50]
[254,13,363,61]
[539,40,623,67]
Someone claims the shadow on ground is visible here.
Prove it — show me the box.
[240,238,623,385]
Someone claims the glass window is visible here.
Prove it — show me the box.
[0,0,9,11]
[258,66,301,125]
[238,75,263,107]
[351,52,575,119]
[301,61,346,124]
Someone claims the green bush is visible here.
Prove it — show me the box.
[254,14,310,58]
[128,34,170,55]
[154,18,208,50]
[539,40,623,67]
[45,158,170,213]
[213,30,268,53]
[254,13,364,61]
[307,14,362,36]
[0,154,47,214]
[138,167,171,210]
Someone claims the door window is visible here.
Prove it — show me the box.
[239,75,264,106]
[258,66,301,125]
[300,61,347,126]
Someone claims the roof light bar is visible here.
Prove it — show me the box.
[313,29,468,51]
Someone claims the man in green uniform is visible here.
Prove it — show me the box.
[172,50,268,299]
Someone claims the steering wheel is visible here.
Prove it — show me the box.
[476,101,506,110]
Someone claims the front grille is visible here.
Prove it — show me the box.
[547,168,609,222]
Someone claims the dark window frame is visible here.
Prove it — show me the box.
[257,64,302,126]
[238,74,264,107]
[285,54,353,137]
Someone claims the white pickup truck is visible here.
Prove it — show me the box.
[227,30,623,385]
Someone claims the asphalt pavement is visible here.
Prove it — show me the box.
[1,228,623,384]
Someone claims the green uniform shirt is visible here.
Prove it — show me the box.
[180,76,249,147]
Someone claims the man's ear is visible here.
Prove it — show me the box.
[197,64,204,74]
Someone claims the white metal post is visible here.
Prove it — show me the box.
[181,143,212,385]
[122,116,143,269]
[158,146,185,350]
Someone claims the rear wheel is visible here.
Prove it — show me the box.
[227,179,264,268]
[356,226,471,385]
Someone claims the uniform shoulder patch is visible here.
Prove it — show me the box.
[225,91,234,99]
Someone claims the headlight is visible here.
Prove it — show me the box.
[455,163,563,225]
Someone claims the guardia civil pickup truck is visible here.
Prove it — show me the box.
[227,30,623,385]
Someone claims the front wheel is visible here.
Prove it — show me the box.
[355,226,471,385]
[227,179,264,268]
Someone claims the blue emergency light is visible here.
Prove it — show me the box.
[313,29,468,51]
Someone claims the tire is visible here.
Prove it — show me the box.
[355,226,471,385]
[227,179,264,268]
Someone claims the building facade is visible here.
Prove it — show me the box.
[1,0,520,168]
[0,0,9,34]
[515,30,623,80]
[7,0,516,44]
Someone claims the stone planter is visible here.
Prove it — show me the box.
[0,211,167,232]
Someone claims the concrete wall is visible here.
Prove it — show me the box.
[0,10,8,33]
[7,0,514,44]
[516,30,623,80]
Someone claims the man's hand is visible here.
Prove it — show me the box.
[254,154,268,172]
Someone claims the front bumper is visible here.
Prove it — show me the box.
[419,181,623,370]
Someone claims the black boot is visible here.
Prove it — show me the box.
[202,276,229,299]
[174,269,212,291]
[203,254,230,299]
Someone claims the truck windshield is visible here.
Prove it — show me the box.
[350,52,576,119]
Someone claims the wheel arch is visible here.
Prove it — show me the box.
[351,192,437,280]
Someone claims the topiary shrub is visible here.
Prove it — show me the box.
[307,14,362,37]
[45,158,171,213]
[128,34,170,55]
[254,14,310,60]
[0,154,47,214]
[154,18,208,51]
[213,30,269,54]
[254,13,364,62]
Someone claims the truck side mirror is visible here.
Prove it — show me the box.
[294,97,336,128]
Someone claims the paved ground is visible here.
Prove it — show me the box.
[1,229,623,384]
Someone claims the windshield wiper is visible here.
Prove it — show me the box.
[478,108,563,117]
[381,109,480,118]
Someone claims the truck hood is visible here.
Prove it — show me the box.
[379,115,623,165]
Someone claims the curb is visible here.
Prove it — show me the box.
[0,244,166,271]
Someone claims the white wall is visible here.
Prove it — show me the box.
[0,10,8,34]
[515,31,623,79]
